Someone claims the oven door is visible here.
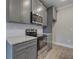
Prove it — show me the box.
[37,35,47,51]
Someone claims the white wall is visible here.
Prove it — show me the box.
[52,4,73,48]
[6,23,43,37]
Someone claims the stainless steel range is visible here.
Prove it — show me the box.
[37,35,47,51]
[25,29,37,37]
[25,29,47,51]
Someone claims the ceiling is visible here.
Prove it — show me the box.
[40,0,73,8]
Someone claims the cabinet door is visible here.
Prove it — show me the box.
[32,0,38,14]
[47,34,52,50]
[14,45,37,59]
[32,0,47,26]
[22,0,31,24]
[25,45,37,59]
[36,0,47,26]
[9,0,23,23]
[53,7,57,20]
[8,0,31,24]
[14,49,26,59]
[42,7,47,26]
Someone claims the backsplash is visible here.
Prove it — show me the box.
[6,23,43,37]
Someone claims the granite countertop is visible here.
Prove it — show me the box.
[43,33,52,35]
[6,32,51,45]
[7,35,37,45]
[37,33,52,37]
[37,34,43,37]
[37,33,51,36]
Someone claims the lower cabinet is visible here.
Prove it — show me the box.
[47,34,52,51]
[15,49,26,59]
[14,45,37,59]
[7,39,37,59]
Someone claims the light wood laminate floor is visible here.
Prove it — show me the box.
[38,44,73,59]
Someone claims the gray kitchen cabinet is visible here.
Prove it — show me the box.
[42,7,47,26]
[15,45,37,59]
[47,34,52,51]
[32,0,47,26]
[7,0,31,24]
[43,7,54,51]
[32,0,38,14]
[22,0,31,24]
[37,0,47,26]
[6,0,47,25]
[14,49,26,59]
[25,45,37,59]
[7,39,37,59]
[52,7,57,21]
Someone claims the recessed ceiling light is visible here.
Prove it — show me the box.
[60,0,67,2]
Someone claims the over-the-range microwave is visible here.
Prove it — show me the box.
[30,13,43,25]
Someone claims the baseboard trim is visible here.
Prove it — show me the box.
[53,42,73,48]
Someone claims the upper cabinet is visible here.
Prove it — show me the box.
[32,0,38,14]
[22,0,31,24]
[6,0,47,25]
[37,0,47,26]
[7,0,31,24]
[52,7,57,21]
[32,0,47,26]
[47,6,57,22]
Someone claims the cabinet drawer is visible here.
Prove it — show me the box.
[14,39,37,52]
[14,45,37,59]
